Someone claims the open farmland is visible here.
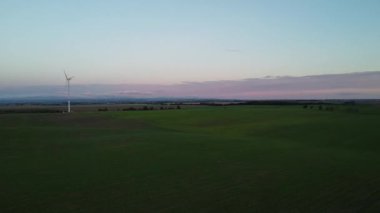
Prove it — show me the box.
[1,105,380,212]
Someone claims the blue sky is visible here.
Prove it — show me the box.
[1,0,380,87]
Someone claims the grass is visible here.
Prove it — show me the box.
[1,105,380,212]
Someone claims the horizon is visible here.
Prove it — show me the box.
[1,0,380,98]
[1,71,380,100]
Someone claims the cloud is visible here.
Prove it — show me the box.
[1,72,380,99]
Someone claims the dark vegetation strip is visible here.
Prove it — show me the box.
[0,109,61,114]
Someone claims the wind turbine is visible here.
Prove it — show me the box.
[64,71,74,113]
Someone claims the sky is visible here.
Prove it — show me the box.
[1,0,380,96]
[1,72,380,99]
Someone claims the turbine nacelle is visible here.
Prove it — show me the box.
[64,71,74,81]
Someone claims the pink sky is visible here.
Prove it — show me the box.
[1,72,380,99]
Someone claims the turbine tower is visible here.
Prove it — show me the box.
[64,71,74,113]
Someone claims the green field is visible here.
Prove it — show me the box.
[1,106,380,212]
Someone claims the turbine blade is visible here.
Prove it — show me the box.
[64,70,68,80]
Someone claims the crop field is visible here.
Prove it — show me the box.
[1,105,380,212]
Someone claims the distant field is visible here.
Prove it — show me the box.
[0,103,191,113]
[1,105,380,212]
